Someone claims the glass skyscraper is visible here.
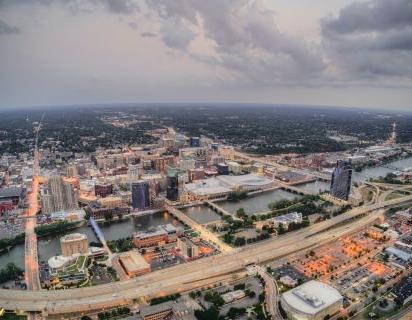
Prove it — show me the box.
[131,180,150,210]
[166,166,179,201]
[330,160,352,201]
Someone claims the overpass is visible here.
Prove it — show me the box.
[2,195,412,315]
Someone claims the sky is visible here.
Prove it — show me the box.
[0,0,411,110]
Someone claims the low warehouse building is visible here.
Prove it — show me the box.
[118,251,150,277]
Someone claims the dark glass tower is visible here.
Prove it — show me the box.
[330,160,352,201]
[166,166,179,201]
[131,180,150,210]
[189,137,200,148]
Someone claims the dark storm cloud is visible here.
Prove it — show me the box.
[321,0,412,80]
[145,0,326,85]
[0,19,20,35]
[321,0,412,35]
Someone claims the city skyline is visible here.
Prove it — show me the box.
[0,0,412,110]
[0,1,412,319]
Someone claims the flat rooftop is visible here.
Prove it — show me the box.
[184,177,231,196]
[217,174,273,187]
[281,280,342,315]
[119,251,150,273]
[184,174,273,196]
[60,233,88,243]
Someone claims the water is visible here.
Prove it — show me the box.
[1,156,411,270]
[295,180,330,194]
[296,156,412,193]
[100,211,182,241]
[0,212,180,269]
[352,156,412,182]
[0,244,24,269]
[217,189,300,216]
[38,225,97,264]
[181,206,222,224]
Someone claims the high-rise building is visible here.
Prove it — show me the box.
[128,165,140,184]
[41,175,78,214]
[177,237,200,258]
[60,233,89,257]
[330,160,352,200]
[153,155,175,173]
[166,166,179,201]
[66,165,78,178]
[189,137,200,148]
[217,163,229,175]
[94,183,113,198]
[132,181,150,210]
[188,168,205,182]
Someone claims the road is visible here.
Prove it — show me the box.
[233,150,331,181]
[24,176,41,291]
[256,266,282,320]
[25,119,43,320]
[2,194,411,315]
[388,305,412,320]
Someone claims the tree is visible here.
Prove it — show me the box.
[104,211,113,221]
[0,263,24,284]
[223,233,234,244]
[194,306,219,320]
[234,237,246,247]
[236,208,246,218]
[227,307,246,318]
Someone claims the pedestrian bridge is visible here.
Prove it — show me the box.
[165,204,233,253]
[89,217,112,255]
[278,183,312,196]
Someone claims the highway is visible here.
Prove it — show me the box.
[0,185,409,316]
[3,194,412,315]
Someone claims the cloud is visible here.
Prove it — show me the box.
[160,17,195,50]
[145,0,326,86]
[141,31,156,38]
[0,19,20,35]
[1,0,411,93]
[0,0,139,15]
[100,0,139,15]
[321,0,412,81]
[322,0,412,35]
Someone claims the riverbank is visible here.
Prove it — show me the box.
[35,220,83,238]
[0,234,25,256]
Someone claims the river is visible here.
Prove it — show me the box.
[1,156,411,269]
[0,212,181,269]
